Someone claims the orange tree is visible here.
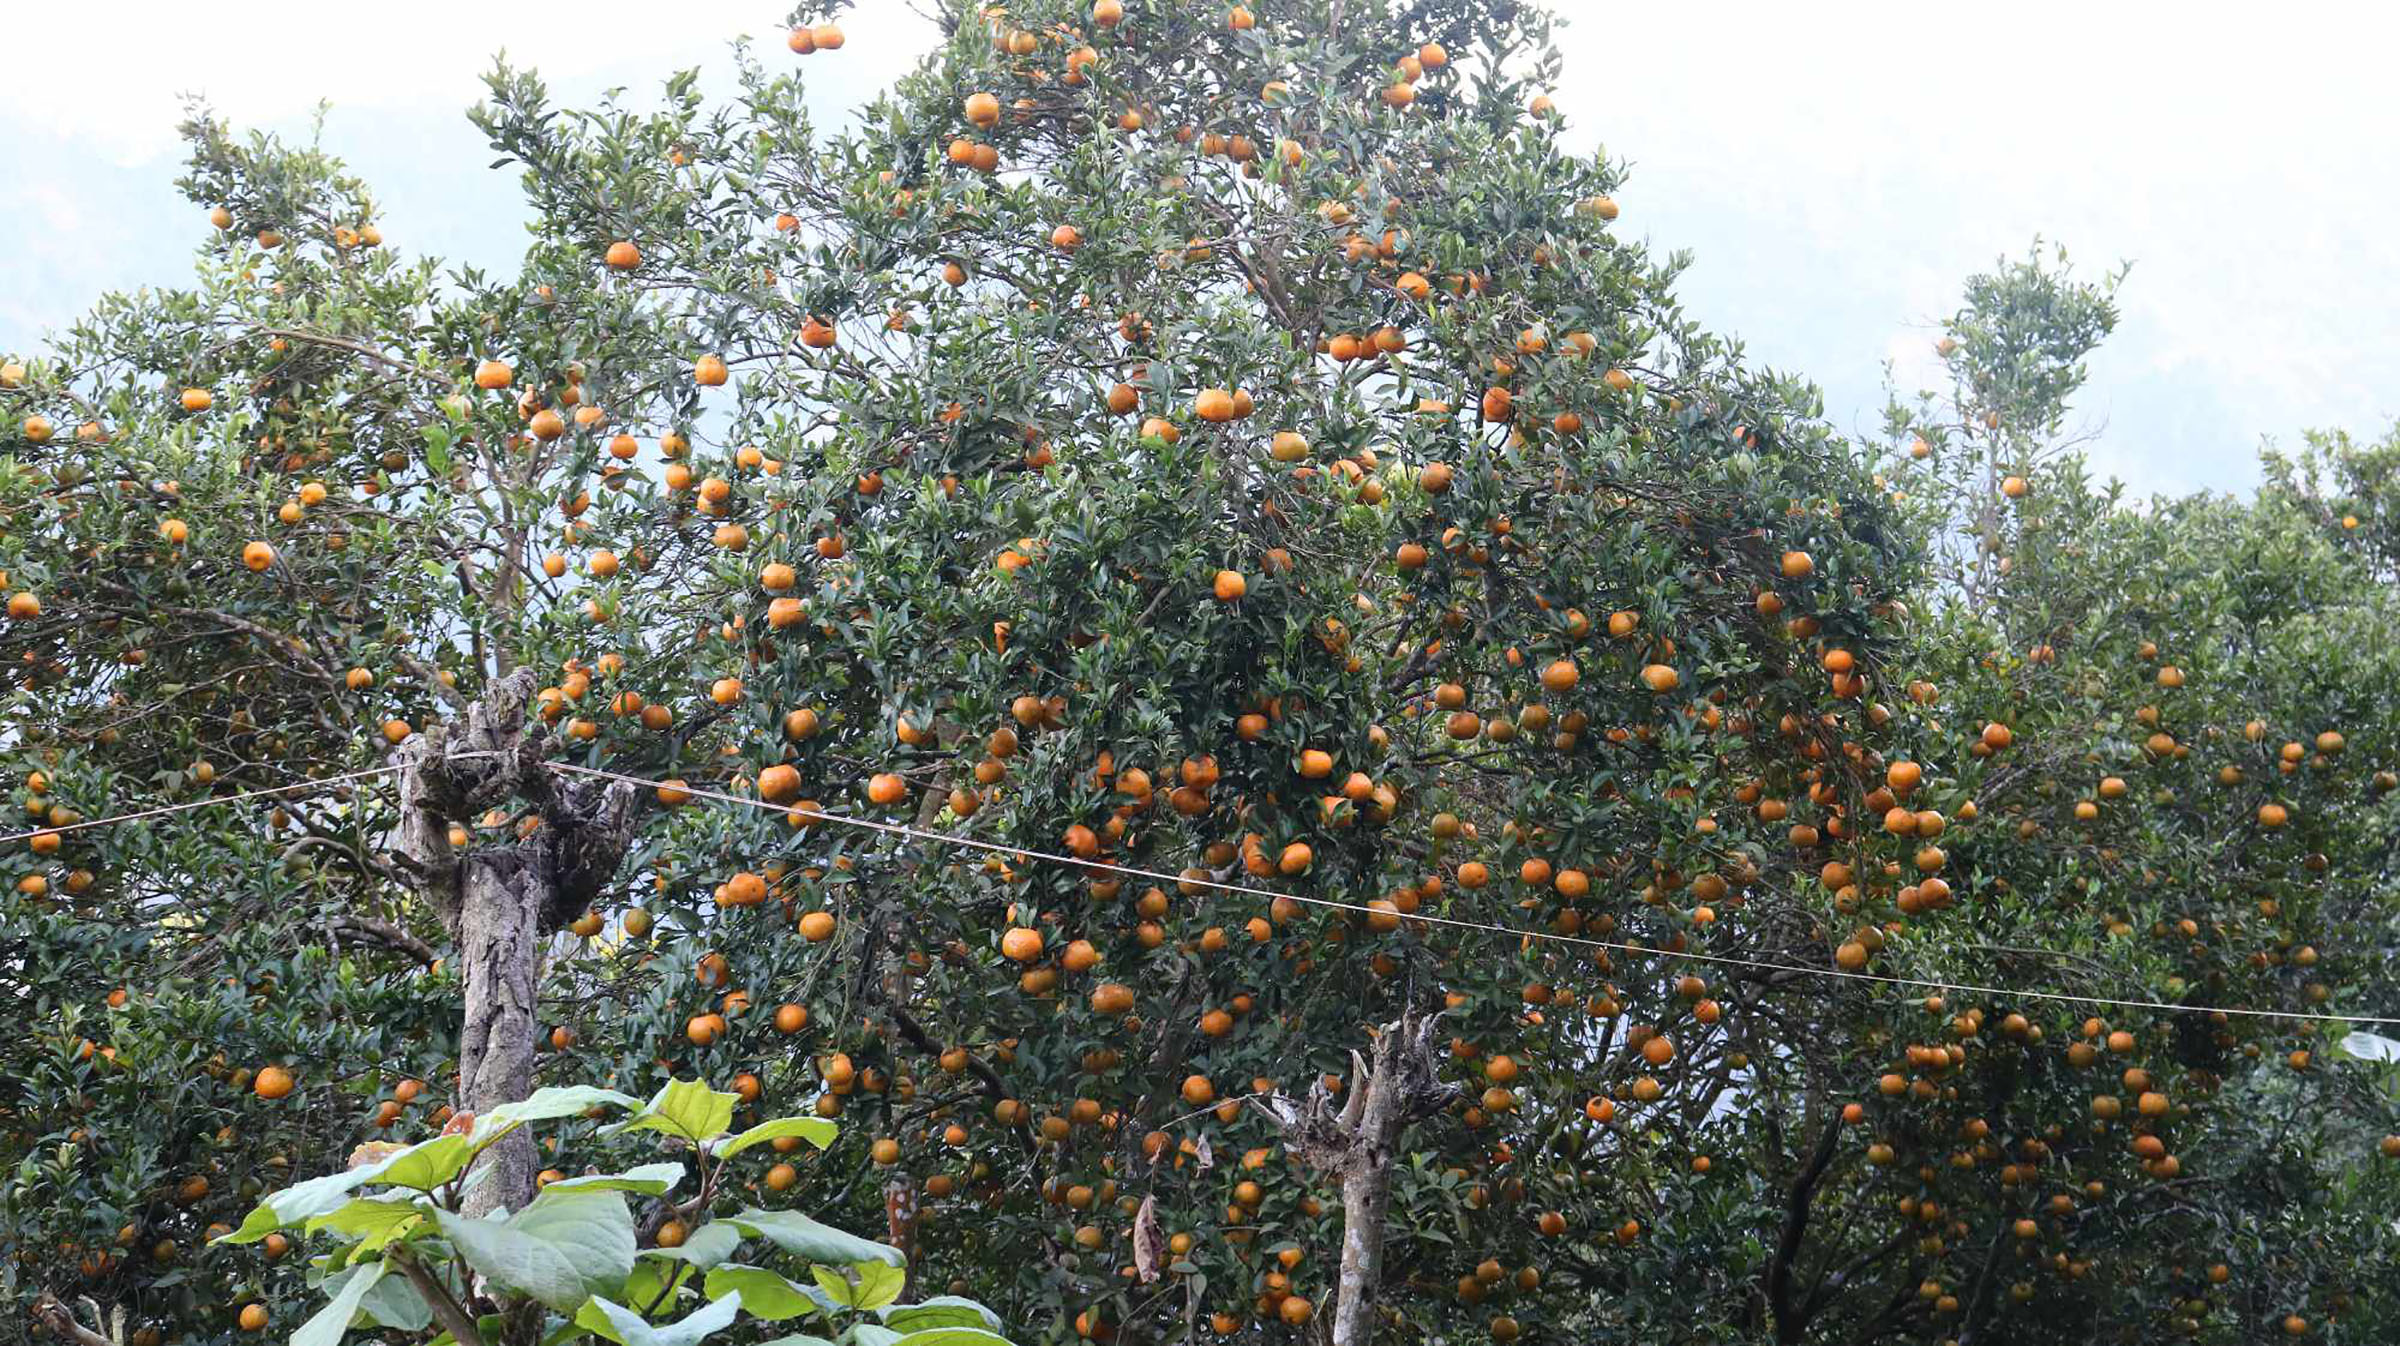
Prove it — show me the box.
[5,6,2399,1346]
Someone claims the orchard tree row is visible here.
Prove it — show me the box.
[5,2,2398,1345]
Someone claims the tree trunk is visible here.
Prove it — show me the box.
[1261,1009,1457,1346]
[1333,1146,1396,1346]
[454,851,544,1216]
[393,669,638,1218]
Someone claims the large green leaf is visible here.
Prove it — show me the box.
[474,1085,646,1151]
[542,1162,687,1197]
[638,1220,744,1270]
[811,1261,904,1312]
[306,1195,425,1253]
[608,1078,738,1143]
[216,1135,467,1244]
[435,1188,637,1312]
[291,1262,385,1346]
[582,1262,693,1342]
[372,1133,474,1191]
[705,1265,826,1321]
[583,1292,745,1346]
[711,1115,838,1162]
[724,1210,903,1268]
[877,1299,1003,1333]
[357,1271,434,1332]
[889,1330,1014,1346]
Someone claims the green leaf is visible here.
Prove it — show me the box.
[756,1336,839,1346]
[435,1189,637,1312]
[712,1115,838,1162]
[890,1330,1014,1346]
[584,1262,692,1341]
[878,1299,1003,1333]
[852,1262,906,1312]
[608,1078,738,1143]
[847,1327,903,1346]
[724,1209,903,1268]
[476,1085,646,1144]
[812,1266,857,1309]
[305,1195,425,1252]
[357,1271,434,1332]
[218,1167,374,1244]
[811,1263,902,1312]
[638,1220,743,1269]
[704,1265,824,1321]
[423,427,452,475]
[217,1134,468,1244]
[374,1134,474,1191]
[291,1262,385,1346]
[542,1162,686,1197]
[583,1292,745,1346]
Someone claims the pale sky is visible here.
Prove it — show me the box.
[6,2,2396,496]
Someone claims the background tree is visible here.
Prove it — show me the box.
[5,5,2399,1346]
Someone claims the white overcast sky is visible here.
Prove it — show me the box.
[5,2,2396,496]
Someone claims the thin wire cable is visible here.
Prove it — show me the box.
[0,764,405,845]
[542,761,2400,1029]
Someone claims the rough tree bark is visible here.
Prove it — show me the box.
[393,669,639,1217]
[1259,1009,1458,1346]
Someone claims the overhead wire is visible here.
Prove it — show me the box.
[5,750,2390,1027]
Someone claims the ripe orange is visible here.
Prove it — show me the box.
[237,1304,268,1332]
[252,1065,295,1100]
[759,764,802,803]
[1181,1074,1216,1106]
[965,92,1001,127]
[1195,388,1237,422]
[1001,927,1045,962]
[1213,569,1247,601]
[867,773,908,806]
[179,387,214,412]
[604,240,641,269]
[473,359,513,390]
[241,541,275,572]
